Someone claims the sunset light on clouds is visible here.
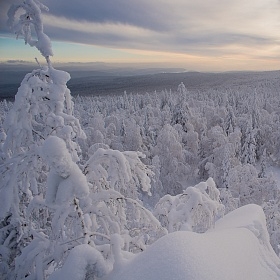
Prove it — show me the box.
[0,0,279,71]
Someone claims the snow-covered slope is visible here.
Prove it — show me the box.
[107,204,280,280]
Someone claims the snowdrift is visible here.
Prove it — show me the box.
[108,204,280,280]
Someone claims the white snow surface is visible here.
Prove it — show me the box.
[107,204,280,280]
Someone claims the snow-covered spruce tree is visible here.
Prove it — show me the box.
[152,124,189,196]
[0,1,85,278]
[1,2,166,279]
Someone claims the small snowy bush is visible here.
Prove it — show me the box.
[154,178,225,233]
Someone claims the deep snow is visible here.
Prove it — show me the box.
[106,204,280,280]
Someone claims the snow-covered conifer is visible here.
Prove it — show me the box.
[241,117,257,165]
[0,1,86,278]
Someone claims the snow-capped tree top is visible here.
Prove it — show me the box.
[7,0,53,59]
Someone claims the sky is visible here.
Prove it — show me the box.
[0,0,280,72]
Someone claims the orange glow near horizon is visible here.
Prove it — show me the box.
[1,37,279,72]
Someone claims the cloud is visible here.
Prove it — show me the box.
[41,0,280,57]
[1,0,280,66]
[43,0,171,31]
[5,60,31,64]
[43,15,158,40]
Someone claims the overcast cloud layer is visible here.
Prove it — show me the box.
[0,0,280,69]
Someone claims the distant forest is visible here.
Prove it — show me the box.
[0,65,279,99]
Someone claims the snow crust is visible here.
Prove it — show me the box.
[107,204,280,280]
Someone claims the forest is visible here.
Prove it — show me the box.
[1,0,280,279]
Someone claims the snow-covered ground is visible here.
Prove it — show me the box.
[107,205,280,280]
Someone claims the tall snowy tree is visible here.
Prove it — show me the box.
[241,117,257,165]
[0,1,85,278]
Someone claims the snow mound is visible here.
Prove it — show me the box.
[49,244,108,280]
[214,204,271,248]
[108,204,280,280]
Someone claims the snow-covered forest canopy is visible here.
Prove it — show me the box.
[1,0,280,279]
